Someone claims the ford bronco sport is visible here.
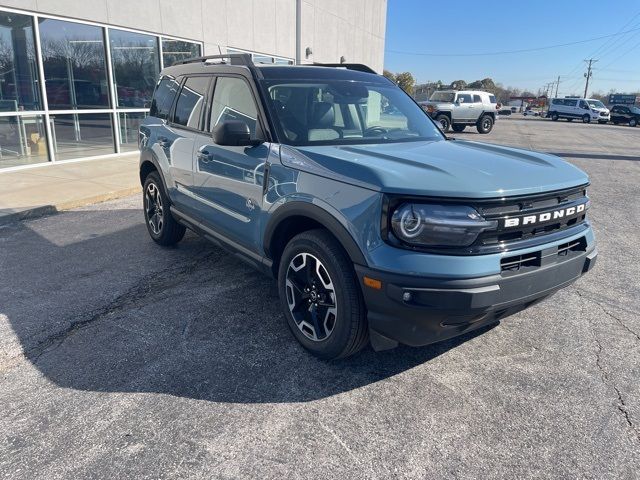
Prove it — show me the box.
[422,90,498,133]
[139,54,597,359]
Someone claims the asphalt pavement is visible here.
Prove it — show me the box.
[1,118,639,479]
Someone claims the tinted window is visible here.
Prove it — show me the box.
[552,99,563,105]
[579,100,588,109]
[489,95,497,103]
[457,94,472,103]
[473,95,482,103]
[173,76,209,128]
[565,99,577,107]
[39,18,109,109]
[109,29,160,108]
[0,12,41,111]
[150,76,179,120]
[211,77,259,136]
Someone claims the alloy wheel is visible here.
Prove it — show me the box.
[145,182,164,235]
[285,252,337,342]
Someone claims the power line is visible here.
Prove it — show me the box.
[385,26,640,57]
[561,13,640,81]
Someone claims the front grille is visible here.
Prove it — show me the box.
[475,186,589,250]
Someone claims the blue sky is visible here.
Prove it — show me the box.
[384,0,640,96]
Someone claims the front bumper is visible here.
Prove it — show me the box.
[356,246,597,350]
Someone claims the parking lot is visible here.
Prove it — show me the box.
[1,118,639,479]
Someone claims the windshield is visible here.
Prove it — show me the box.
[262,80,443,146]
[587,100,606,109]
[429,91,455,102]
[630,106,640,114]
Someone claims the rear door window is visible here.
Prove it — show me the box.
[150,76,180,120]
[473,94,482,103]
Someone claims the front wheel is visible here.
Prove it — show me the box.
[582,114,591,123]
[143,172,186,246]
[630,118,637,127]
[435,114,451,132]
[278,229,368,359]
[476,114,494,134]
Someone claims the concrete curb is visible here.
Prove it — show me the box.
[0,186,141,226]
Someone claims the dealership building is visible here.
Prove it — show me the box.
[0,0,386,170]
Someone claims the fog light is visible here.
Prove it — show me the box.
[403,292,412,302]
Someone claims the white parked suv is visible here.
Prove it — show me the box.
[421,90,498,133]
[548,97,610,124]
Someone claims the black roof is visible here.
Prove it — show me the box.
[160,54,387,84]
[256,65,387,83]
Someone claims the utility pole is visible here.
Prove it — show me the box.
[583,59,597,98]
[555,75,561,98]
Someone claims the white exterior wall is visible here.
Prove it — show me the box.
[3,0,386,70]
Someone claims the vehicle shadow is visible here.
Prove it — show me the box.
[1,208,496,404]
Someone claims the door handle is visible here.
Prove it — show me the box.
[197,150,213,162]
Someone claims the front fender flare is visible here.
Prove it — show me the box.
[263,201,368,267]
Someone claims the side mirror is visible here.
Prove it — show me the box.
[213,120,261,146]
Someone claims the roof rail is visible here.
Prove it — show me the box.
[309,62,377,74]
[178,53,254,67]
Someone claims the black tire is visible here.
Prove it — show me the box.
[476,114,494,134]
[143,171,186,246]
[582,114,591,123]
[452,124,466,132]
[435,114,451,132]
[613,121,619,125]
[278,229,368,359]
[630,118,637,127]
[567,118,573,122]
[550,112,559,121]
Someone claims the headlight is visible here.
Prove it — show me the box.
[390,203,497,247]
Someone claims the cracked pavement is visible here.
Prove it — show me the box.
[1,119,639,479]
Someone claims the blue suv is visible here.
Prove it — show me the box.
[139,54,597,359]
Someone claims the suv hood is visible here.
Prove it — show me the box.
[281,140,588,198]
[422,100,452,110]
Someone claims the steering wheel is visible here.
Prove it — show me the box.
[364,126,389,136]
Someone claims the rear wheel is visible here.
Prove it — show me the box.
[435,114,451,132]
[143,172,186,246]
[452,124,466,132]
[582,114,591,123]
[550,112,559,121]
[278,229,368,359]
[476,114,494,134]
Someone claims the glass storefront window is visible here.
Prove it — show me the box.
[161,38,200,67]
[0,12,41,111]
[39,18,109,110]
[109,29,159,109]
[0,115,49,167]
[50,113,114,160]
[118,111,147,151]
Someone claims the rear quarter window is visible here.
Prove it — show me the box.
[488,95,496,104]
[150,76,180,120]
